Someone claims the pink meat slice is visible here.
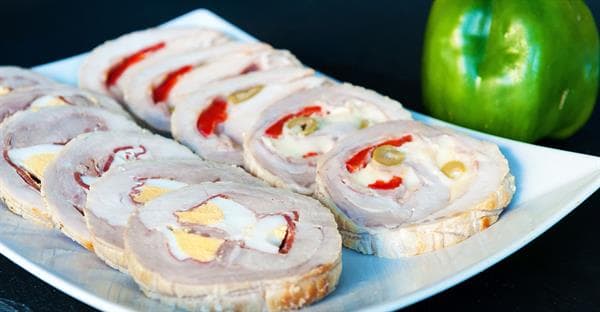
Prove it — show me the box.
[316,120,512,228]
[41,131,197,249]
[0,106,141,224]
[122,43,301,133]
[171,67,326,165]
[0,66,58,94]
[85,159,265,270]
[244,83,412,194]
[0,85,127,123]
[125,182,341,308]
[78,27,229,98]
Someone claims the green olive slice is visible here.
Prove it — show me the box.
[286,116,319,135]
[372,145,405,166]
[441,160,466,179]
[227,85,264,104]
[358,119,370,129]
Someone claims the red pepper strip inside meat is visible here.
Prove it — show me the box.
[368,176,403,190]
[264,106,322,139]
[152,65,194,103]
[106,42,166,87]
[196,97,228,137]
[345,135,412,173]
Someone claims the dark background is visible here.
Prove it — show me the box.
[1,1,599,311]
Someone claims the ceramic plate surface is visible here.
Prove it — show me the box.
[1,9,599,312]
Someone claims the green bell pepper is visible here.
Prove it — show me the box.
[422,0,599,142]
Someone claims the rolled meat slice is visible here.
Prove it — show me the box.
[125,182,341,311]
[78,27,228,98]
[171,67,326,165]
[0,85,127,123]
[85,159,264,271]
[122,44,302,132]
[315,120,515,257]
[244,83,412,194]
[0,107,141,226]
[0,66,57,96]
[41,131,197,250]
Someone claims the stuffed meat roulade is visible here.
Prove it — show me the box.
[79,27,228,98]
[244,83,412,194]
[171,68,326,165]
[122,44,301,132]
[41,131,197,249]
[0,66,57,96]
[0,85,126,123]
[0,107,141,226]
[85,159,264,271]
[315,120,515,258]
[125,182,341,311]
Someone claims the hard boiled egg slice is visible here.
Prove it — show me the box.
[246,215,288,254]
[131,178,188,204]
[171,196,291,260]
[0,86,11,96]
[7,144,64,179]
[29,95,70,112]
[169,228,224,262]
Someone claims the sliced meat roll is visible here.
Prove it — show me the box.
[244,83,412,195]
[125,182,341,311]
[315,120,515,258]
[79,27,228,98]
[123,44,301,132]
[41,131,197,250]
[85,159,264,271]
[0,66,57,95]
[0,85,127,123]
[171,68,326,165]
[0,107,141,226]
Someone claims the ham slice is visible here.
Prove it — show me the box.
[0,106,141,226]
[244,83,412,194]
[125,182,341,311]
[85,159,264,271]
[0,85,126,123]
[314,120,515,257]
[171,68,326,165]
[122,44,301,132]
[0,66,57,95]
[78,27,228,98]
[41,131,197,250]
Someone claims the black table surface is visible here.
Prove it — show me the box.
[1,1,599,311]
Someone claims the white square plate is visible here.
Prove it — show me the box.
[1,9,599,312]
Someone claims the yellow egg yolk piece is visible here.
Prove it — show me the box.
[0,86,11,95]
[7,144,64,179]
[23,153,58,178]
[171,229,224,262]
[130,179,188,204]
[29,95,69,112]
[131,185,171,204]
[175,202,224,225]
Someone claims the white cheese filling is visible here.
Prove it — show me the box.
[263,100,389,159]
[349,135,476,200]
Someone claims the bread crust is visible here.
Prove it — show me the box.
[0,187,53,227]
[88,229,128,272]
[125,240,342,311]
[315,172,515,258]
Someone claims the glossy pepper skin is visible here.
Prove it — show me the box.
[422,0,599,142]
